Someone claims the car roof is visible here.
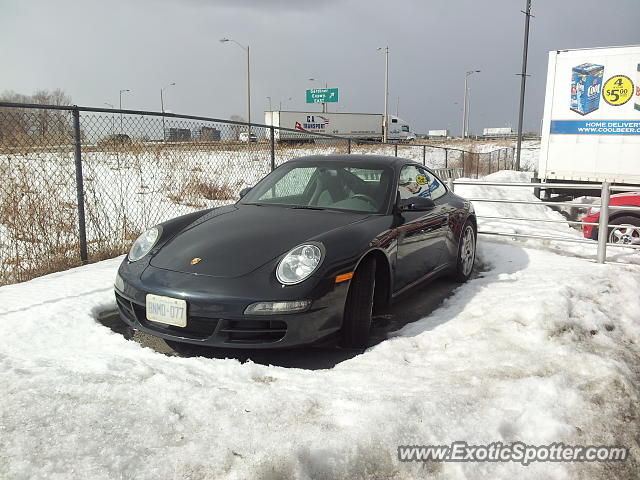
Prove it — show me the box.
[286,154,414,168]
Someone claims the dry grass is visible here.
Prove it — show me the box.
[167,174,234,207]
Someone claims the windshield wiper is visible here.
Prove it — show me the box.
[291,205,326,210]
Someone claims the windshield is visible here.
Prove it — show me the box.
[240,161,393,213]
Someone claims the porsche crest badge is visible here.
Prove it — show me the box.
[190,257,202,265]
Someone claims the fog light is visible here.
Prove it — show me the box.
[244,300,311,315]
[114,273,125,292]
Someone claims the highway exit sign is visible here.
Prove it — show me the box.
[306,88,339,103]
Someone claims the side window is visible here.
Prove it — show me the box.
[398,165,447,200]
[428,172,447,200]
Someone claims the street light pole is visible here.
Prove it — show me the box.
[104,102,115,137]
[119,89,130,134]
[309,78,329,113]
[377,46,389,143]
[220,38,251,136]
[462,70,480,139]
[160,82,175,142]
[515,0,533,171]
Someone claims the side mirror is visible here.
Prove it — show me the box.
[400,196,435,212]
[239,187,252,198]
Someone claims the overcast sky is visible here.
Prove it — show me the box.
[1,0,638,134]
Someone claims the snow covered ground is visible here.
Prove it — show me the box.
[1,171,639,480]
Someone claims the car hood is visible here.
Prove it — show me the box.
[149,204,370,278]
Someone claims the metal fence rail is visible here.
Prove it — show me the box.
[452,180,640,263]
[0,101,517,286]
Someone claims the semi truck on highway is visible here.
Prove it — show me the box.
[264,111,416,143]
[537,44,640,197]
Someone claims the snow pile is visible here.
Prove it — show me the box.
[1,240,639,479]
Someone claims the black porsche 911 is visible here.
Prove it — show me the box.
[115,155,476,350]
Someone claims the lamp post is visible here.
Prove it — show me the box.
[104,102,115,137]
[462,70,480,139]
[220,37,251,136]
[377,46,389,143]
[266,96,274,127]
[515,0,533,171]
[278,97,293,111]
[119,89,130,134]
[308,78,328,113]
[160,82,175,141]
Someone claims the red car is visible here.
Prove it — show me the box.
[583,192,640,244]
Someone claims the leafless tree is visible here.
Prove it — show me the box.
[0,89,73,146]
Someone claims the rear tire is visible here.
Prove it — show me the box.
[341,257,376,349]
[451,221,476,283]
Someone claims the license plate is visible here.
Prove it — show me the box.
[146,294,187,327]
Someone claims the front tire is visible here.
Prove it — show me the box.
[608,216,640,245]
[451,221,476,283]
[341,257,376,349]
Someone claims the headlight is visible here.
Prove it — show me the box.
[276,244,323,285]
[128,227,160,262]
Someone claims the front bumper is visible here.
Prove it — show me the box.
[114,263,351,349]
[582,213,599,240]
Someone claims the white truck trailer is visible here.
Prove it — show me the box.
[537,44,640,196]
[427,129,450,138]
[483,127,513,136]
[264,111,416,142]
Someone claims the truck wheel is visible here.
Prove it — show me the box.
[608,217,640,245]
[451,221,476,283]
[341,257,376,349]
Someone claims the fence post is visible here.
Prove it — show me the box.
[269,125,275,171]
[596,181,611,264]
[347,138,351,154]
[462,151,465,176]
[72,108,88,264]
[394,144,398,157]
[476,154,480,179]
[488,152,492,174]
[422,145,426,165]
[444,149,448,169]
[447,178,454,192]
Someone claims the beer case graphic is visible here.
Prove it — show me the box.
[570,63,604,115]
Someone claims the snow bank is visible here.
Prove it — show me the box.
[1,238,639,479]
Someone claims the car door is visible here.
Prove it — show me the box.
[393,164,450,292]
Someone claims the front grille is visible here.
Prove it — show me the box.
[115,292,287,344]
[115,292,136,320]
[220,319,287,344]
[132,303,218,340]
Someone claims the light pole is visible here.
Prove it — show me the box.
[266,96,274,127]
[220,37,251,136]
[119,89,130,134]
[160,82,175,141]
[462,70,480,139]
[309,78,328,113]
[377,46,389,143]
[278,97,293,111]
[515,0,533,171]
[104,102,115,137]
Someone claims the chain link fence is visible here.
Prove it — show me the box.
[0,102,515,285]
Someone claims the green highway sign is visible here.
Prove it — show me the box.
[306,88,339,103]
